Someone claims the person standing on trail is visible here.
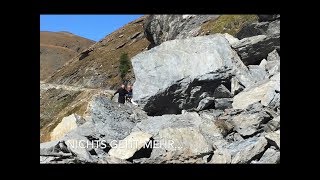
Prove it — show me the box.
[113,84,128,104]
[126,85,133,103]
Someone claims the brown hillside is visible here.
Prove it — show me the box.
[40,31,95,80]
[46,16,150,89]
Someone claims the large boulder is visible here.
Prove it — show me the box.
[132,34,254,115]
[144,15,219,48]
[108,131,152,160]
[232,73,280,110]
[144,127,213,163]
[232,34,280,65]
[50,114,85,141]
[225,136,268,164]
[236,20,280,39]
[254,147,280,164]
[229,111,271,136]
[83,95,136,143]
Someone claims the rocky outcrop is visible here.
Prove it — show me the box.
[236,20,280,39]
[132,34,255,115]
[231,34,280,65]
[144,15,219,48]
[258,15,280,22]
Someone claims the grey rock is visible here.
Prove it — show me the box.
[129,108,148,122]
[50,113,84,141]
[213,84,232,98]
[84,95,136,143]
[196,97,215,111]
[232,34,280,65]
[268,92,280,110]
[256,147,280,163]
[264,116,280,133]
[231,77,245,96]
[64,138,94,162]
[144,15,220,47]
[232,74,280,109]
[40,156,57,164]
[267,49,280,62]
[209,149,232,164]
[199,119,228,147]
[108,131,152,160]
[245,102,264,114]
[225,136,268,164]
[148,127,213,162]
[258,15,280,22]
[230,111,271,136]
[248,65,268,82]
[266,61,280,76]
[132,34,254,115]
[233,133,244,141]
[259,59,268,69]
[236,20,280,39]
[40,140,61,155]
[265,130,280,149]
[132,112,204,136]
[223,33,240,45]
[214,98,233,110]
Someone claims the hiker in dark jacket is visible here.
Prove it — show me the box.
[126,85,133,103]
[114,84,128,104]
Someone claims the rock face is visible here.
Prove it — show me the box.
[232,34,280,65]
[144,15,220,48]
[132,34,254,115]
[236,20,280,39]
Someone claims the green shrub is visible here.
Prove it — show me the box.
[119,53,131,79]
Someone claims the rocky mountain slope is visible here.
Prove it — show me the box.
[45,16,150,89]
[40,14,280,164]
[40,31,95,80]
[44,15,261,89]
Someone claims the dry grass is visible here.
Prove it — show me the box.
[199,15,258,36]
[40,32,94,80]
[40,88,100,142]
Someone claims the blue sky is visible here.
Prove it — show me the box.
[40,15,143,41]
